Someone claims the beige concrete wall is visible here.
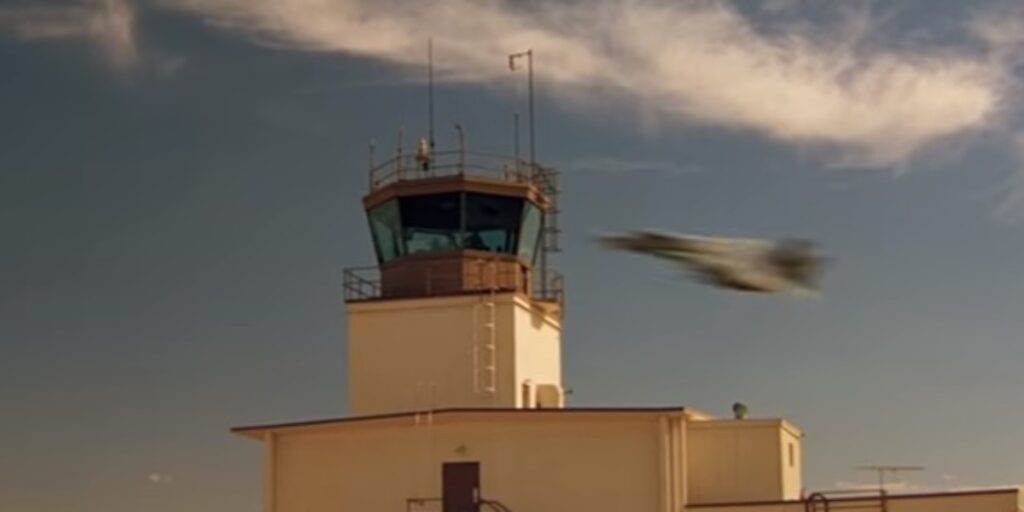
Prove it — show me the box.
[269,412,668,512]
[686,489,1020,512]
[779,427,801,500]
[512,297,562,408]
[687,420,798,504]
[347,294,561,415]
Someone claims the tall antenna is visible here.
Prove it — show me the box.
[513,112,520,173]
[508,49,535,167]
[428,37,435,158]
[857,465,925,492]
[510,49,544,294]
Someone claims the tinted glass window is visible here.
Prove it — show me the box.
[400,193,462,255]
[465,193,523,254]
[368,200,403,263]
[518,202,543,264]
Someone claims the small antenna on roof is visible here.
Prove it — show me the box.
[513,111,520,172]
[857,465,925,492]
[508,49,534,167]
[427,37,435,159]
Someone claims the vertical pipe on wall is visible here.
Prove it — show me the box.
[263,432,276,512]
[673,415,686,510]
[669,416,678,511]
[660,417,672,512]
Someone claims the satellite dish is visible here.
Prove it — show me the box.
[732,402,748,420]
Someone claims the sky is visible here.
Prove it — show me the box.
[2,0,1024,510]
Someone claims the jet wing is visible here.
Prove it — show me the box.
[597,230,824,296]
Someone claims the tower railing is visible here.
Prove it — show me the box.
[342,264,563,306]
[368,150,554,193]
[406,497,513,512]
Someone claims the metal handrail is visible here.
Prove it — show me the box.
[480,499,513,512]
[406,497,440,512]
[805,489,889,512]
[405,496,513,512]
[368,150,552,192]
[341,268,381,299]
[342,264,563,305]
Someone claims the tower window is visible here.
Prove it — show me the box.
[368,200,403,263]
[518,203,543,265]
[465,193,523,254]
[788,442,795,468]
[400,193,462,255]
[367,192,544,263]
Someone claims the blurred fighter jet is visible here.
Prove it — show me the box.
[598,230,825,296]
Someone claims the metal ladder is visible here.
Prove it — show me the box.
[473,260,498,396]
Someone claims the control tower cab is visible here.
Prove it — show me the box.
[343,147,563,416]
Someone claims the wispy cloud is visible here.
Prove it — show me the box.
[969,3,1024,69]
[162,0,1012,169]
[0,0,138,68]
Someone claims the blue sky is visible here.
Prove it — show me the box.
[2,0,1024,510]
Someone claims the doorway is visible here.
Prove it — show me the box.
[442,461,480,512]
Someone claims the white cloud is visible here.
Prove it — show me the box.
[0,0,138,68]
[161,0,1010,168]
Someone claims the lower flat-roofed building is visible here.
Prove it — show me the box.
[235,406,1020,512]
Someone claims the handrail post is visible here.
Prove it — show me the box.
[368,140,376,190]
[396,126,405,181]
[455,124,465,174]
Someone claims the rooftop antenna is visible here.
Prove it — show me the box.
[454,123,465,173]
[508,49,534,167]
[510,49,546,294]
[857,465,925,493]
[427,37,435,159]
[513,111,520,174]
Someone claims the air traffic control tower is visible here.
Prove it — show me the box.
[232,142,1021,512]
[342,148,565,415]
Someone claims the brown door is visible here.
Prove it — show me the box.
[442,462,480,512]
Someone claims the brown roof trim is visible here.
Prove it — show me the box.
[363,175,549,210]
[688,488,1019,509]
[231,406,688,434]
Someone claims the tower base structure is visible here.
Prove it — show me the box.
[347,292,563,416]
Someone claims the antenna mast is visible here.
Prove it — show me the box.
[508,49,535,167]
[857,465,925,492]
[428,37,435,158]
[514,112,520,173]
[510,49,547,294]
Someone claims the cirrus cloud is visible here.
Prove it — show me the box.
[0,0,138,68]
[162,0,1013,168]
